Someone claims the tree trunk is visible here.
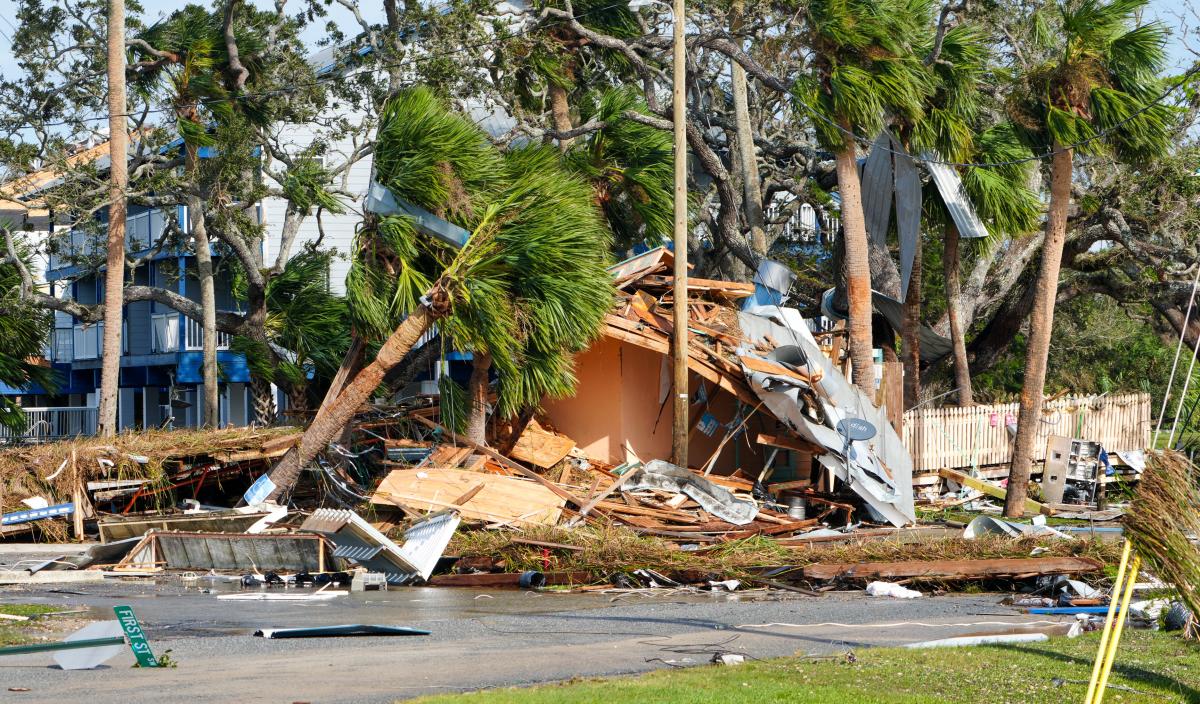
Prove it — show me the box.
[250,377,275,426]
[548,83,573,151]
[901,233,922,410]
[1005,146,1072,518]
[464,351,492,446]
[944,221,973,406]
[183,140,219,427]
[834,136,875,394]
[731,56,765,257]
[264,304,436,502]
[97,0,128,437]
[287,383,309,420]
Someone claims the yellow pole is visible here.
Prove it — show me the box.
[1093,554,1141,704]
[1085,540,1131,704]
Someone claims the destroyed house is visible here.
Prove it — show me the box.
[542,247,916,526]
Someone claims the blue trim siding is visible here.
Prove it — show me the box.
[176,351,250,384]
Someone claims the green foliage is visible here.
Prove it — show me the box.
[1007,0,1174,161]
[974,294,1175,401]
[791,0,934,151]
[566,88,674,250]
[359,89,615,418]
[0,240,54,432]
[232,249,349,396]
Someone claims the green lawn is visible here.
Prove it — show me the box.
[0,603,68,646]
[411,630,1200,704]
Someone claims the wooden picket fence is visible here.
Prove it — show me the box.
[902,393,1152,473]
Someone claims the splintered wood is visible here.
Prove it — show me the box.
[371,468,566,526]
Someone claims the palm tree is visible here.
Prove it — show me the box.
[232,249,350,424]
[944,124,1042,406]
[263,88,614,500]
[566,88,675,252]
[514,0,641,146]
[898,23,988,410]
[791,0,933,394]
[1003,0,1172,517]
[0,240,54,434]
[129,4,266,426]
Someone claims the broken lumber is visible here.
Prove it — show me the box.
[802,556,1103,581]
[938,468,1054,516]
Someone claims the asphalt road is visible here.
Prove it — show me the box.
[0,578,1070,704]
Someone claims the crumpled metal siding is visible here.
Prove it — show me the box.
[737,305,916,526]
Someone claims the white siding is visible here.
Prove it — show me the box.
[260,113,375,295]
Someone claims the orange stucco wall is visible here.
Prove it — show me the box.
[544,336,769,474]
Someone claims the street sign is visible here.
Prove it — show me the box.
[113,605,159,668]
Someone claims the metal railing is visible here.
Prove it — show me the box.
[0,406,98,443]
[184,315,231,351]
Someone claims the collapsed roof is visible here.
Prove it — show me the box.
[605,248,916,526]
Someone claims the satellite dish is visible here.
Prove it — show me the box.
[837,418,876,443]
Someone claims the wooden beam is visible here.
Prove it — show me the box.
[802,556,1103,581]
[756,432,825,455]
[938,468,1054,516]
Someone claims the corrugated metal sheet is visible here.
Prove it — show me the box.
[860,132,893,248]
[893,139,921,299]
[903,393,1151,472]
[922,152,989,239]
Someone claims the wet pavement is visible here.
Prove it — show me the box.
[0,577,1071,703]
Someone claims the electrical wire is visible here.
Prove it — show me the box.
[4,2,1195,171]
[737,619,1067,629]
[1156,261,1200,446]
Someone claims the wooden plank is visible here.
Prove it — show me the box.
[508,420,576,469]
[408,415,590,511]
[372,468,566,525]
[802,556,1104,581]
[757,432,826,455]
[938,468,1053,516]
[569,466,642,523]
[738,355,823,384]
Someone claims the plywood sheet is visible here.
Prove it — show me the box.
[372,468,565,526]
[508,420,576,469]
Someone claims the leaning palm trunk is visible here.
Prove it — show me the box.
[465,352,492,446]
[263,301,439,502]
[943,222,973,406]
[1005,146,1072,517]
[834,137,876,394]
[901,235,921,410]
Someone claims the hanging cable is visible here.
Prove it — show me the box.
[1154,261,1200,446]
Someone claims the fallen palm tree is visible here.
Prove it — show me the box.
[262,88,617,501]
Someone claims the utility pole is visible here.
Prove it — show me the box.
[670,0,688,468]
[98,0,128,437]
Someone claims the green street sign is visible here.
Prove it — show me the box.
[113,605,159,668]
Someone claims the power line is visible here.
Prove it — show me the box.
[15,3,629,129]
[791,61,1200,169]
[6,3,1199,171]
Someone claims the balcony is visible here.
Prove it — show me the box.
[184,315,232,351]
[151,312,179,353]
[0,406,98,443]
[47,209,170,272]
[70,321,128,361]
